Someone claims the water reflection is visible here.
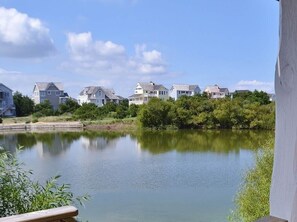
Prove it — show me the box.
[0,130,274,156]
[132,130,274,154]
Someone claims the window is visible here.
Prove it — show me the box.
[47,91,51,95]
[102,99,105,105]
[40,91,46,97]
[56,91,61,96]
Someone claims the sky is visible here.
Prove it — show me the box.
[0,0,279,98]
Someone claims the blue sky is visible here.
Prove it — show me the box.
[0,0,279,97]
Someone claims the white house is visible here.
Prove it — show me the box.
[169,84,201,100]
[0,83,15,117]
[78,86,122,106]
[204,85,229,99]
[32,82,69,110]
[128,82,169,105]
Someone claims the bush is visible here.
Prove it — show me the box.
[0,147,88,217]
[0,117,2,124]
[34,100,54,117]
[229,140,274,222]
[32,117,38,123]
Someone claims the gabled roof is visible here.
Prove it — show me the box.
[138,82,168,91]
[80,86,120,100]
[171,84,200,91]
[104,88,119,100]
[35,82,64,91]
[219,88,229,93]
[0,83,13,92]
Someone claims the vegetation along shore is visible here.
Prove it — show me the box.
[0,90,274,131]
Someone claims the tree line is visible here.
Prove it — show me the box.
[138,91,275,130]
[12,90,275,130]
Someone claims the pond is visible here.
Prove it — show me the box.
[0,130,274,222]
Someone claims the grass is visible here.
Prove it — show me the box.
[2,115,73,124]
[2,116,138,131]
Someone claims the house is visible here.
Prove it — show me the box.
[204,84,229,99]
[128,81,169,105]
[0,83,15,117]
[77,86,122,106]
[169,84,201,100]
[32,82,69,110]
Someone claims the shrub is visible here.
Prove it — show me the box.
[0,147,88,217]
[229,140,274,222]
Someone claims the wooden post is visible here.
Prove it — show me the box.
[270,0,297,221]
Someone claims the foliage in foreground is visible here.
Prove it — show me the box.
[0,147,88,217]
[229,139,274,222]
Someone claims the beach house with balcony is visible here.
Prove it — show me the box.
[204,84,229,99]
[169,84,201,100]
[128,82,169,105]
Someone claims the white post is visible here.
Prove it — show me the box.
[270,0,297,221]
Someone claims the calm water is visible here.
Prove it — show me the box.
[0,130,274,222]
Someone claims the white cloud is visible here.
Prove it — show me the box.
[0,7,55,58]
[235,80,274,93]
[63,32,167,76]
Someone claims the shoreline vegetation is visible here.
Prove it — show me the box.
[0,90,275,131]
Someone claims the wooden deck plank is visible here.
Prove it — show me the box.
[0,206,78,222]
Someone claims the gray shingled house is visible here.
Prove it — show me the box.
[32,82,69,110]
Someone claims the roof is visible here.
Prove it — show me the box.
[172,84,199,91]
[138,82,168,91]
[0,83,13,92]
[104,88,119,100]
[128,94,144,99]
[219,88,229,93]
[35,82,64,91]
[205,85,228,93]
[80,86,120,100]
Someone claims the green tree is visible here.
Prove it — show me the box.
[13,92,35,117]
[128,104,140,117]
[115,100,129,119]
[138,98,174,129]
[34,100,54,117]
[73,103,102,120]
[58,99,80,115]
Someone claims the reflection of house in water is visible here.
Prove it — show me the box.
[0,134,18,153]
[80,136,118,150]
[36,134,72,157]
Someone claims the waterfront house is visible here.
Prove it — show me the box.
[169,84,201,100]
[77,86,122,106]
[0,83,15,117]
[128,81,169,105]
[204,85,229,99]
[32,82,69,110]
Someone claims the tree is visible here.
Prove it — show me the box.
[13,92,34,117]
[128,104,140,117]
[138,98,174,129]
[58,99,80,115]
[114,100,129,119]
[34,100,54,117]
[73,103,102,120]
